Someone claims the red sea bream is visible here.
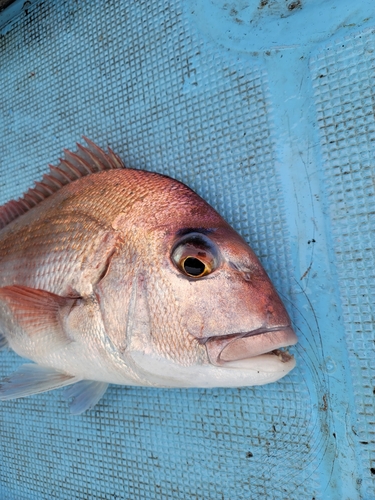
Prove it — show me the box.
[0,138,297,413]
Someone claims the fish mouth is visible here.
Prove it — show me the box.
[204,326,297,367]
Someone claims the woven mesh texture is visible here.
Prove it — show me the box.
[311,30,375,499]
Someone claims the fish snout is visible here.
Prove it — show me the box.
[204,326,297,366]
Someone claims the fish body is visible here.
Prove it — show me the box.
[0,139,297,413]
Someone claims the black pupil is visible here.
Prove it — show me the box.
[183,257,206,276]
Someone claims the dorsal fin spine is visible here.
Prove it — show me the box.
[25,191,37,203]
[59,159,83,180]
[77,143,105,171]
[108,147,123,169]
[49,164,73,183]
[63,150,93,175]
[15,203,26,216]
[83,136,112,169]
[23,194,37,207]
[34,181,55,196]
[44,172,64,189]
[28,189,44,202]
[5,203,18,219]
[2,206,13,221]
[0,138,125,231]
[18,199,32,210]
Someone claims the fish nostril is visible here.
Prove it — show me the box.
[227,262,252,281]
[266,304,276,321]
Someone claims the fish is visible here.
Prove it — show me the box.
[0,138,297,414]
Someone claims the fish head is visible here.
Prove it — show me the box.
[170,224,296,348]
[167,225,296,365]
[98,175,297,388]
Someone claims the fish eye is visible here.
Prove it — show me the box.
[182,257,206,277]
[171,232,220,278]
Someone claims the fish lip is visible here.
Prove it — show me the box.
[200,325,293,344]
[203,325,297,366]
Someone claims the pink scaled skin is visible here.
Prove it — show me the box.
[0,139,297,391]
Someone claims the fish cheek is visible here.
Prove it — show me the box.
[95,247,207,367]
[169,275,225,340]
[184,307,205,338]
[173,270,279,340]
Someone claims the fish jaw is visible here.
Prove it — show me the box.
[125,323,297,388]
[128,347,296,388]
[203,326,297,366]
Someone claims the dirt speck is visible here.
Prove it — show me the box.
[287,0,302,11]
[320,394,328,411]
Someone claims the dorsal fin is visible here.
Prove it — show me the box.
[0,137,124,230]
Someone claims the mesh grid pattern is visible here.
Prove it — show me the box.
[311,30,375,497]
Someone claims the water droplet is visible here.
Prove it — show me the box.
[324,357,336,373]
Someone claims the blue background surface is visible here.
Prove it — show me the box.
[0,1,374,498]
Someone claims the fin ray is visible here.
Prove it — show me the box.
[0,285,76,353]
[0,138,125,230]
[0,364,77,400]
[63,380,109,414]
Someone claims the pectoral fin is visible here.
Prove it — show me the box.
[0,364,78,400]
[0,285,76,355]
[63,380,109,414]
